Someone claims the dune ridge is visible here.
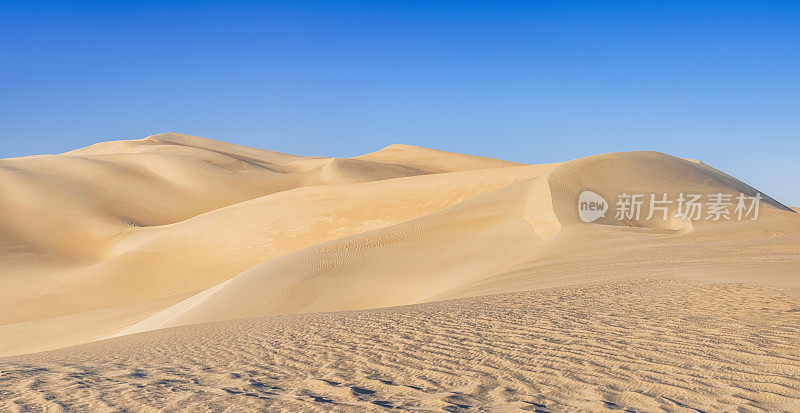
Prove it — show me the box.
[1,134,798,411]
[1,133,540,326]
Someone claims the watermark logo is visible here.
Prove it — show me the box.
[578,191,763,223]
[578,191,609,222]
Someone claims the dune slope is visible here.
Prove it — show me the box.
[1,135,798,411]
[119,151,798,334]
[1,134,539,326]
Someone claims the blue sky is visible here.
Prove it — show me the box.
[1,1,798,204]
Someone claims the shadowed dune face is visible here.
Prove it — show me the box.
[1,134,799,411]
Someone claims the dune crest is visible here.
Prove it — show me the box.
[357,143,528,173]
[1,134,799,412]
[1,134,542,325]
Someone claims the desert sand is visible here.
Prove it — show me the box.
[1,133,798,411]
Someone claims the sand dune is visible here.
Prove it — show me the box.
[1,134,539,325]
[1,134,798,411]
[1,134,517,266]
[118,151,797,334]
[356,143,526,173]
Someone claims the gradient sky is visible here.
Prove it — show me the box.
[2,1,798,204]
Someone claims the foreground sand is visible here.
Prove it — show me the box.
[2,280,799,411]
[1,133,798,411]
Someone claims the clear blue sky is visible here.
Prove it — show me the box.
[2,1,798,204]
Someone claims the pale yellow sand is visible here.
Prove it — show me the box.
[0,293,192,357]
[115,151,798,333]
[0,134,550,324]
[2,280,799,411]
[1,134,798,411]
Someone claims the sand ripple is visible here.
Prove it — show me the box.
[2,279,799,412]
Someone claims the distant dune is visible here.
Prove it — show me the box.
[1,134,798,411]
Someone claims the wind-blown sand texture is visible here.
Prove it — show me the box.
[1,133,798,411]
